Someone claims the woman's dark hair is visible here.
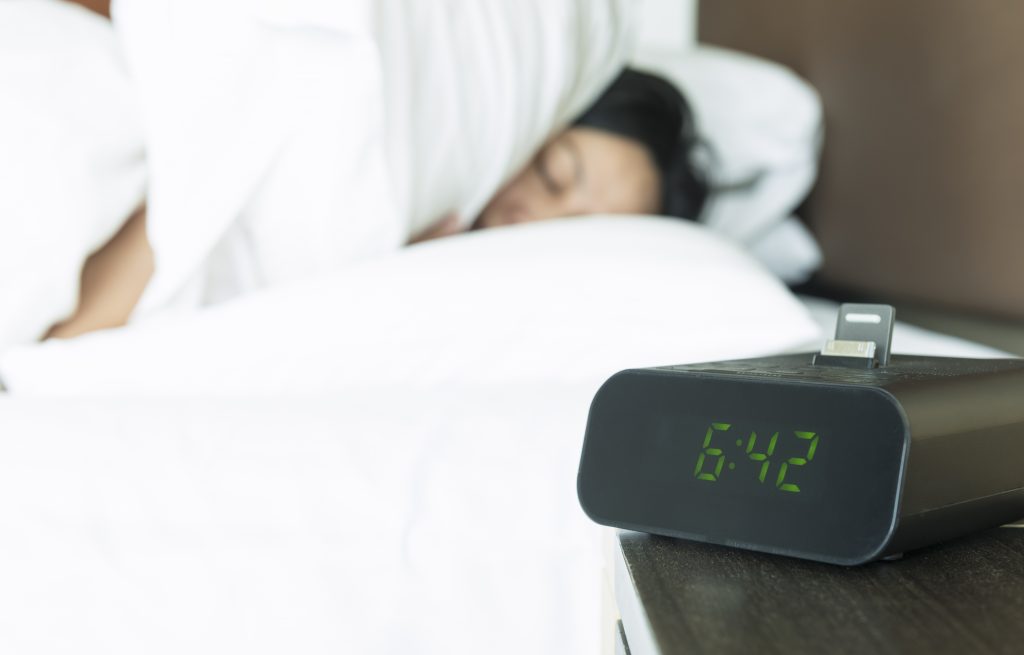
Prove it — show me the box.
[573,68,709,221]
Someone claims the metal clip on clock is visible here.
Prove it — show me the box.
[577,304,1024,565]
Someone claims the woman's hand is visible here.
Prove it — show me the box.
[407,212,464,245]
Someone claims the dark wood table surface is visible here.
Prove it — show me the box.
[616,527,1024,655]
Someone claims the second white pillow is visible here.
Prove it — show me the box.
[1,217,821,396]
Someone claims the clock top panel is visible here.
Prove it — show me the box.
[659,354,1024,388]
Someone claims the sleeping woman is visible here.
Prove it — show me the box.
[47,69,708,340]
[413,69,707,242]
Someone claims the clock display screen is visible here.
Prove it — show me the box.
[690,421,822,494]
[577,369,909,564]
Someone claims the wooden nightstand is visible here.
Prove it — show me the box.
[611,527,1024,654]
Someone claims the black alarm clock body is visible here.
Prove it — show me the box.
[577,353,1024,565]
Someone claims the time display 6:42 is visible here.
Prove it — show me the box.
[693,422,820,493]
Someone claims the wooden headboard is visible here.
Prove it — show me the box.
[700,0,1024,321]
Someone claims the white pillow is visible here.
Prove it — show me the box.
[0,0,146,355]
[632,45,824,281]
[112,0,636,312]
[374,0,638,237]
[0,217,821,395]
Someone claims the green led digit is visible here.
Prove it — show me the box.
[693,423,731,482]
[776,431,820,493]
[745,431,778,483]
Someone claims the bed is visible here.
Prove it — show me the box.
[0,295,1008,654]
[1,1,1020,654]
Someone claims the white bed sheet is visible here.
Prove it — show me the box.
[0,296,1011,654]
[0,385,605,654]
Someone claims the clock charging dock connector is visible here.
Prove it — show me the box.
[812,304,895,370]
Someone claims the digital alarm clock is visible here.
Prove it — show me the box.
[577,304,1024,565]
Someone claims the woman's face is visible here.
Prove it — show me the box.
[475,127,661,229]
